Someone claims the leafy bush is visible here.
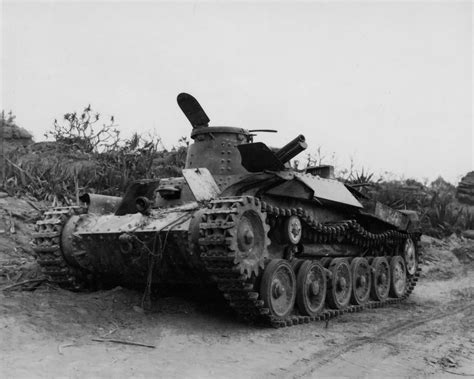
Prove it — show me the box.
[4,106,187,203]
[348,173,472,237]
[46,105,120,153]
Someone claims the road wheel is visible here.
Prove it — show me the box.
[350,257,371,305]
[260,259,296,319]
[371,257,391,301]
[296,260,326,316]
[327,258,352,309]
[390,255,407,298]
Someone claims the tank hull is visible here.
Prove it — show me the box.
[33,193,422,330]
[31,92,423,327]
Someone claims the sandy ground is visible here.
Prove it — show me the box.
[1,268,473,378]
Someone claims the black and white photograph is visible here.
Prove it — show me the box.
[1,0,473,377]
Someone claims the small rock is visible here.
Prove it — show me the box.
[439,356,457,368]
[421,235,443,246]
[133,305,144,313]
[0,192,7,199]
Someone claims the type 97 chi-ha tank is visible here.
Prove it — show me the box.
[33,93,422,327]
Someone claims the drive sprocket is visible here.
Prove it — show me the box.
[228,197,271,278]
[200,197,270,280]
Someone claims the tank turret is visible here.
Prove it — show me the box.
[177,92,252,177]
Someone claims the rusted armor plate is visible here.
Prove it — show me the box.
[74,203,198,235]
[375,202,410,230]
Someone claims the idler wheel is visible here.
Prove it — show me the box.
[327,258,352,309]
[260,259,296,319]
[371,256,391,301]
[350,257,371,305]
[390,255,407,298]
[296,260,327,316]
[403,238,417,276]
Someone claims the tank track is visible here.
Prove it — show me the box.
[32,206,89,290]
[199,196,422,328]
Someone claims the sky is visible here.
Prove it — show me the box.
[1,1,472,184]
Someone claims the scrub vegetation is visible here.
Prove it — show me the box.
[1,107,472,237]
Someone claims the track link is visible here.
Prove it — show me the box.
[32,206,89,290]
[199,196,422,328]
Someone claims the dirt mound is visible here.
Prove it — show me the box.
[0,196,44,287]
[2,121,34,153]
[452,245,474,264]
[4,123,32,140]
[457,171,474,205]
[420,234,474,280]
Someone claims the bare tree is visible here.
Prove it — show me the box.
[46,105,119,153]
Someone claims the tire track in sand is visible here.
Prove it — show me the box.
[270,300,473,378]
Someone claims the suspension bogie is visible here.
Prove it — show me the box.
[32,194,421,328]
[260,252,415,322]
[248,199,421,324]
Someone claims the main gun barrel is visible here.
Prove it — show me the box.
[275,134,307,164]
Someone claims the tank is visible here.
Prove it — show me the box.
[33,93,422,327]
